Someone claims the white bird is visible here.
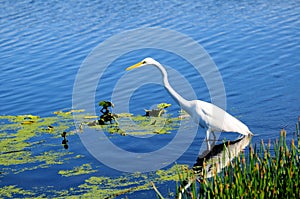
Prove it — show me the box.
[126,57,253,150]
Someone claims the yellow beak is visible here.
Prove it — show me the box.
[126,61,143,71]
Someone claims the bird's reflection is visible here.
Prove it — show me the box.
[193,135,252,179]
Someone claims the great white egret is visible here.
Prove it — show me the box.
[126,57,253,149]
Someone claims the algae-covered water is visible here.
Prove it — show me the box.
[0,110,188,198]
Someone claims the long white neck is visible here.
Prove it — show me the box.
[154,62,190,107]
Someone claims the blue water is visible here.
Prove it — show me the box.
[1,0,299,197]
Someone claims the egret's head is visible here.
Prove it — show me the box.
[126,57,158,71]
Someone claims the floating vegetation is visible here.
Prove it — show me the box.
[69,164,183,199]
[84,115,180,136]
[58,163,97,177]
[78,101,181,136]
[0,113,75,167]
[0,107,188,198]
[0,185,34,198]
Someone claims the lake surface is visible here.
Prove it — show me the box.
[0,0,299,198]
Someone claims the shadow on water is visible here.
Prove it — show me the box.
[193,135,252,179]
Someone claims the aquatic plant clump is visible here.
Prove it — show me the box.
[176,126,300,199]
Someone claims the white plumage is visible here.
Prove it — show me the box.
[126,57,253,149]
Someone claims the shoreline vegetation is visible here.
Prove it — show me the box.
[153,118,300,199]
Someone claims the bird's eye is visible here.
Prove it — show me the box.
[142,61,146,64]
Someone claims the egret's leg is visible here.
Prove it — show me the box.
[212,131,216,140]
[211,131,216,148]
[206,129,211,150]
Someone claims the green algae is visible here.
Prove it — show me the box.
[0,112,78,184]
[58,163,97,177]
[0,113,74,168]
[0,108,188,198]
[69,164,183,199]
[0,164,185,198]
[0,185,34,198]
[0,151,35,166]
[156,164,187,182]
[0,109,182,169]
[84,113,181,136]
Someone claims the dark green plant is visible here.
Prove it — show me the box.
[98,100,116,124]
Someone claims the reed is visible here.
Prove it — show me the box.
[175,119,300,199]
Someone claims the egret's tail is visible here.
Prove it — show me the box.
[238,129,253,137]
[237,132,253,139]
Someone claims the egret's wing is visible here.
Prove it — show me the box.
[196,101,252,135]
